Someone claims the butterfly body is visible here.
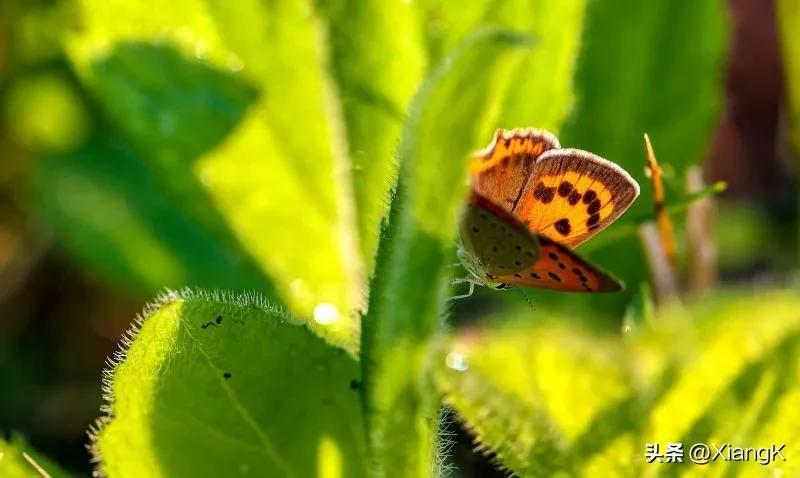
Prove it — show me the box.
[453,129,639,298]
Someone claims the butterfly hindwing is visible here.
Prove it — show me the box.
[460,194,540,277]
[513,148,640,248]
[470,129,560,212]
[493,236,622,292]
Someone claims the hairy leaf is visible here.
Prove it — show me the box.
[91,290,367,478]
[361,28,532,477]
[318,0,426,276]
[435,291,800,477]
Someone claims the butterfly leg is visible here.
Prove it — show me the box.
[446,280,476,301]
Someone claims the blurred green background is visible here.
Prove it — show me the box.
[1,0,799,475]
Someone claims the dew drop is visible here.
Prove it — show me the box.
[313,303,340,325]
[445,351,469,372]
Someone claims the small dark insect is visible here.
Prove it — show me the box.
[223,371,232,379]
[349,379,361,390]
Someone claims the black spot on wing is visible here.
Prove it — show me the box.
[554,218,571,236]
[587,199,601,215]
[534,181,556,204]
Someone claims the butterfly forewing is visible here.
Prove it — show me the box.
[460,194,540,277]
[470,129,560,212]
[514,149,640,248]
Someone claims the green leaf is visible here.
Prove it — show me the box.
[361,28,532,477]
[317,0,426,275]
[435,319,632,477]
[68,0,373,339]
[0,435,70,478]
[552,0,729,319]
[779,0,800,153]
[35,133,275,296]
[80,42,258,165]
[71,42,261,259]
[415,0,587,131]
[91,289,367,478]
[434,291,800,477]
[492,0,587,132]
[566,0,728,178]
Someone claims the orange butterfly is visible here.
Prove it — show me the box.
[452,128,640,299]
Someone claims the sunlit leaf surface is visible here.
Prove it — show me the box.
[62,0,429,340]
[93,290,367,478]
[435,291,800,477]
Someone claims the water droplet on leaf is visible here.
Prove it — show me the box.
[445,351,469,372]
[314,303,339,325]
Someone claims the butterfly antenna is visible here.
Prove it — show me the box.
[512,286,535,310]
